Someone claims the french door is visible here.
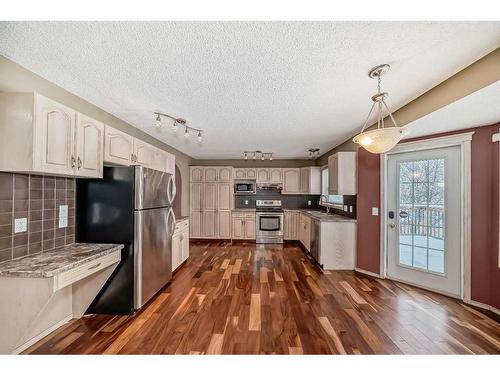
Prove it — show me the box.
[386,146,462,297]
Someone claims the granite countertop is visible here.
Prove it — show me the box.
[286,209,357,223]
[0,243,124,278]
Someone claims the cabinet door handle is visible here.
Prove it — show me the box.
[88,262,101,270]
[77,157,82,169]
[71,155,76,169]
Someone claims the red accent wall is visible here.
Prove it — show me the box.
[356,149,381,274]
[355,123,500,309]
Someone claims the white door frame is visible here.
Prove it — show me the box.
[380,131,474,302]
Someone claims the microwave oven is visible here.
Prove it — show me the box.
[234,180,256,195]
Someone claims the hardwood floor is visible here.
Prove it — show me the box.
[25,241,500,354]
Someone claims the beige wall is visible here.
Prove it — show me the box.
[0,56,193,216]
[316,47,500,165]
[191,159,316,168]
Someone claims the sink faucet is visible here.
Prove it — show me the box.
[319,195,331,214]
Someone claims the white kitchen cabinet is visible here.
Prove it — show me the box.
[300,167,322,194]
[269,168,283,183]
[218,183,232,239]
[245,168,257,179]
[0,93,103,178]
[204,167,219,182]
[256,168,270,183]
[190,167,204,182]
[284,210,299,240]
[75,113,104,178]
[165,152,176,175]
[328,152,357,195]
[231,212,255,240]
[152,146,167,173]
[104,125,134,166]
[172,219,189,271]
[320,221,356,270]
[299,212,311,251]
[282,168,301,194]
[218,167,233,182]
[234,168,246,179]
[133,138,155,167]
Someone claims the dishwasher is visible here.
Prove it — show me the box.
[310,218,322,267]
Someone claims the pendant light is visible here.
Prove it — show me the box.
[353,64,407,153]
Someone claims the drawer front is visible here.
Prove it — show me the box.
[175,219,189,233]
[53,250,121,291]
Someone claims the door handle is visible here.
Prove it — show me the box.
[399,211,409,219]
[88,262,101,270]
[77,156,82,169]
[71,155,76,169]
[389,223,396,228]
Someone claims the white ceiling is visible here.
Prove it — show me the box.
[404,81,500,138]
[0,22,499,159]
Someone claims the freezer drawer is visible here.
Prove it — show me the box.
[134,207,174,309]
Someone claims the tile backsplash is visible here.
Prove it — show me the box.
[0,173,75,263]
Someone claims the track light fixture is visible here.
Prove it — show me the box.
[153,112,203,143]
[243,151,274,161]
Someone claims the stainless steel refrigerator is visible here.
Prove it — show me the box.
[76,165,176,314]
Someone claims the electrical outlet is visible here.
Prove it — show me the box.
[349,206,353,213]
[244,200,249,205]
[372,207,379,216]
[14,218,27,233]
[58,205,68,228]
[343,205,348,211]
[308,200,312,205]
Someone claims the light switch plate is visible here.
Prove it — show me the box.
[59,205,68,228]
[14,218,27,233]
[372,207,379,216]
[308,200,312,205]
[343,205,348,211]
[349,206,353,213]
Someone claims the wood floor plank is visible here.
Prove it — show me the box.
[24,241,500,355]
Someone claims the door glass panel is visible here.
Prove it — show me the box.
[398,158,446,274]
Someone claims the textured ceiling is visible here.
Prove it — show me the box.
[0,22,499,159]
[405,81,500,138]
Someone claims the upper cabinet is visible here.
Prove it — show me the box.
[269,168,283,183]
[300,167,321,194]
[328,152,357,195]
[104,125,176,174]
[189,166,233,183]
[75,113,104,178]
[256,168,270,183]
[104,126,134,166]
[0,92,103,178]
[234,168,256,180]
[282,168,300,194]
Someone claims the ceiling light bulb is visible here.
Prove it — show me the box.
[172,122,178,132]
[155,114,162,128]
[270,154,273,161]
[244,153,248,160]
[253,154,256,160]
[184,128,190,138]
[261,155,265,161]
[197,131,202,143]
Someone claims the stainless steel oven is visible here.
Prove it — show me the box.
[256,200,284,244]
[234,180,256,195]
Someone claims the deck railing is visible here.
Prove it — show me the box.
[399,205,444,239]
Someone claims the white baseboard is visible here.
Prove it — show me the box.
[354,268,382,278]
[12,314,73,354]
[468,299,500,317]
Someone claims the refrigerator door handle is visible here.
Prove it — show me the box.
[167,174,176,205]
[168,207,176,238]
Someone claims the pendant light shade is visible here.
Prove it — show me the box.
[353,127,405,153]
[353,64,407,154]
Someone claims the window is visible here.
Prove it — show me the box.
[321,167,343,207]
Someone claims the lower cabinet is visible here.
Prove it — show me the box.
[284,210,299,240]
[172,219,189,271]
[232,212,255,240]
[299,213,311,251]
